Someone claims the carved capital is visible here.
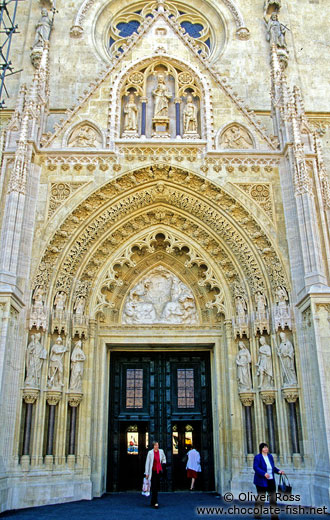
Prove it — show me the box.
[282,387,299,403]
[67,392,83,407]
[260,390,276,405]
[239,392,255,406]
[23,388,40,404]
[46,390,62,406]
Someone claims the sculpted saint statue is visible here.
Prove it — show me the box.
[236,296,247,323]
[31,9,52,50]
[69,340,86,392]
[255,291,267,320]
[33,287,44,310]
[236,341,252,392]
[123,94,138,132]
[266,13,287,49]
[152,74,172,118]
[47,336,67,389]
[277,332,297,386]
[54,291,66,312]
[25,333,47,388]
[74,296,85,316]
[256,336,273,389]
[183,95,198,134]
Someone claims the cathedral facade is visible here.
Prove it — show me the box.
[0,0,330,512]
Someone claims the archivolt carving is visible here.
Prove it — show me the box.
[32,167,289,318]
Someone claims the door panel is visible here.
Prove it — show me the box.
[107,351,214,492]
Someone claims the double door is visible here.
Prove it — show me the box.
[107,351,214,491]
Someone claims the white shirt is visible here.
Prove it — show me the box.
[186,449,201,472]
[262,454,273,479]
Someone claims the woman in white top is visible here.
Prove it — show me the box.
[186,445,201,490]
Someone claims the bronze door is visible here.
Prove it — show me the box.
[107,351,214,491]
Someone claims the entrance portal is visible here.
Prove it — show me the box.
[107,351,214,491]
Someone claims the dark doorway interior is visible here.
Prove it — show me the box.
[107,350,214,492]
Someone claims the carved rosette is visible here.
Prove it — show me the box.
[239,392,255,407]
[46,390,62,406]
[23,388,40,404]
[260,390,276,405]
[67,392,83,407]
[282,388,299,403]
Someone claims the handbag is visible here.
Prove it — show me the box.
[142,477,150,496]
[277,474,292,494]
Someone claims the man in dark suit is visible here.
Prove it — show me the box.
[253,442,285,520]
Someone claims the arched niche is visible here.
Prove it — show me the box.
[218,123,255,150]
[66,121,103,148]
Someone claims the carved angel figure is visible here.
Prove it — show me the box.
[236,341,252,391]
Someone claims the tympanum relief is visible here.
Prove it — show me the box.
[220,124,253,149]
[68,124,102,148]
[122,266,198,325]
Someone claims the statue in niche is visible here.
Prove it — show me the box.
[33,287,44,311]
[47,336,67,389]
[54,291,66,313]
[68,125,100,148]
[183,95,199,138]
[69,340,86,392]
[236,341,252,392]
[220,125,253,149]
[123,93,139,136]
[256,335,273,389]
[31,8,52,50]
[122,266,198,325]
[153,73,171,118]
[74,295,85,316]
[25,333,47,388]
[266,13,287,50]
[235,296,247,324]
[277,332,297,386]
[263,0,281,17]
[255,291,267,321]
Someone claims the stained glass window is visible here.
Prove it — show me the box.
[126,368,143,409]
[177,368,195,408]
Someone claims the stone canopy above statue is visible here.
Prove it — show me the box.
[120,60,201,140]
[122,266,199,325]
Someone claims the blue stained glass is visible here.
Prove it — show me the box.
[180,21,203,38]
[109,36,115,48]
[178,10,186,15]
[116,20,140,37]
[204,37,210,48]
[134,9,142,14]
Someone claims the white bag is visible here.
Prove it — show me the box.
[142,477,150,497]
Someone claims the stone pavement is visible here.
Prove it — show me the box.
[1,493,328,519]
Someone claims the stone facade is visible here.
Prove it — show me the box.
[0,0,330,512]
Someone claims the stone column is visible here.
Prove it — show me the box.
[174,98,181,137]
[45,390,62,464]
[282,388,301,466]
[260,390,276,453]
[239,392,255,463]
[67,392,83,468]
[140,97,148,137]
[21,388,39,469]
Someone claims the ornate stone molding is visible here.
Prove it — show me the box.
[45,390,62,406]
[282,387,299,403]
[48,182,86,218]
[260,390,276,405]
[236,183,274,221]
[22,388,40,404]
[239,392,255,406]
[67,392,83,407]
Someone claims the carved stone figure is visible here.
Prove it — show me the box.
[152,74,171,118]
[31,8,52,50]
[277,332,297,386]
[47,336,67,389]
[68,125,100,148]
[236,341,252,392]
[54,291,66,312]
[183,95,199,137]
[123,93,139,135]
[256,336,273,389]
[266,13,287,50]
[33,287,44,310]
[122,266,198,325]
[255,291,267,320]
[29,287,47,330]
[274,286,291,330]
[236,296,247,324]
[221,125,253,149]
[74,296,85,315]
[69,340,86,392]
[25,333,47,388]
